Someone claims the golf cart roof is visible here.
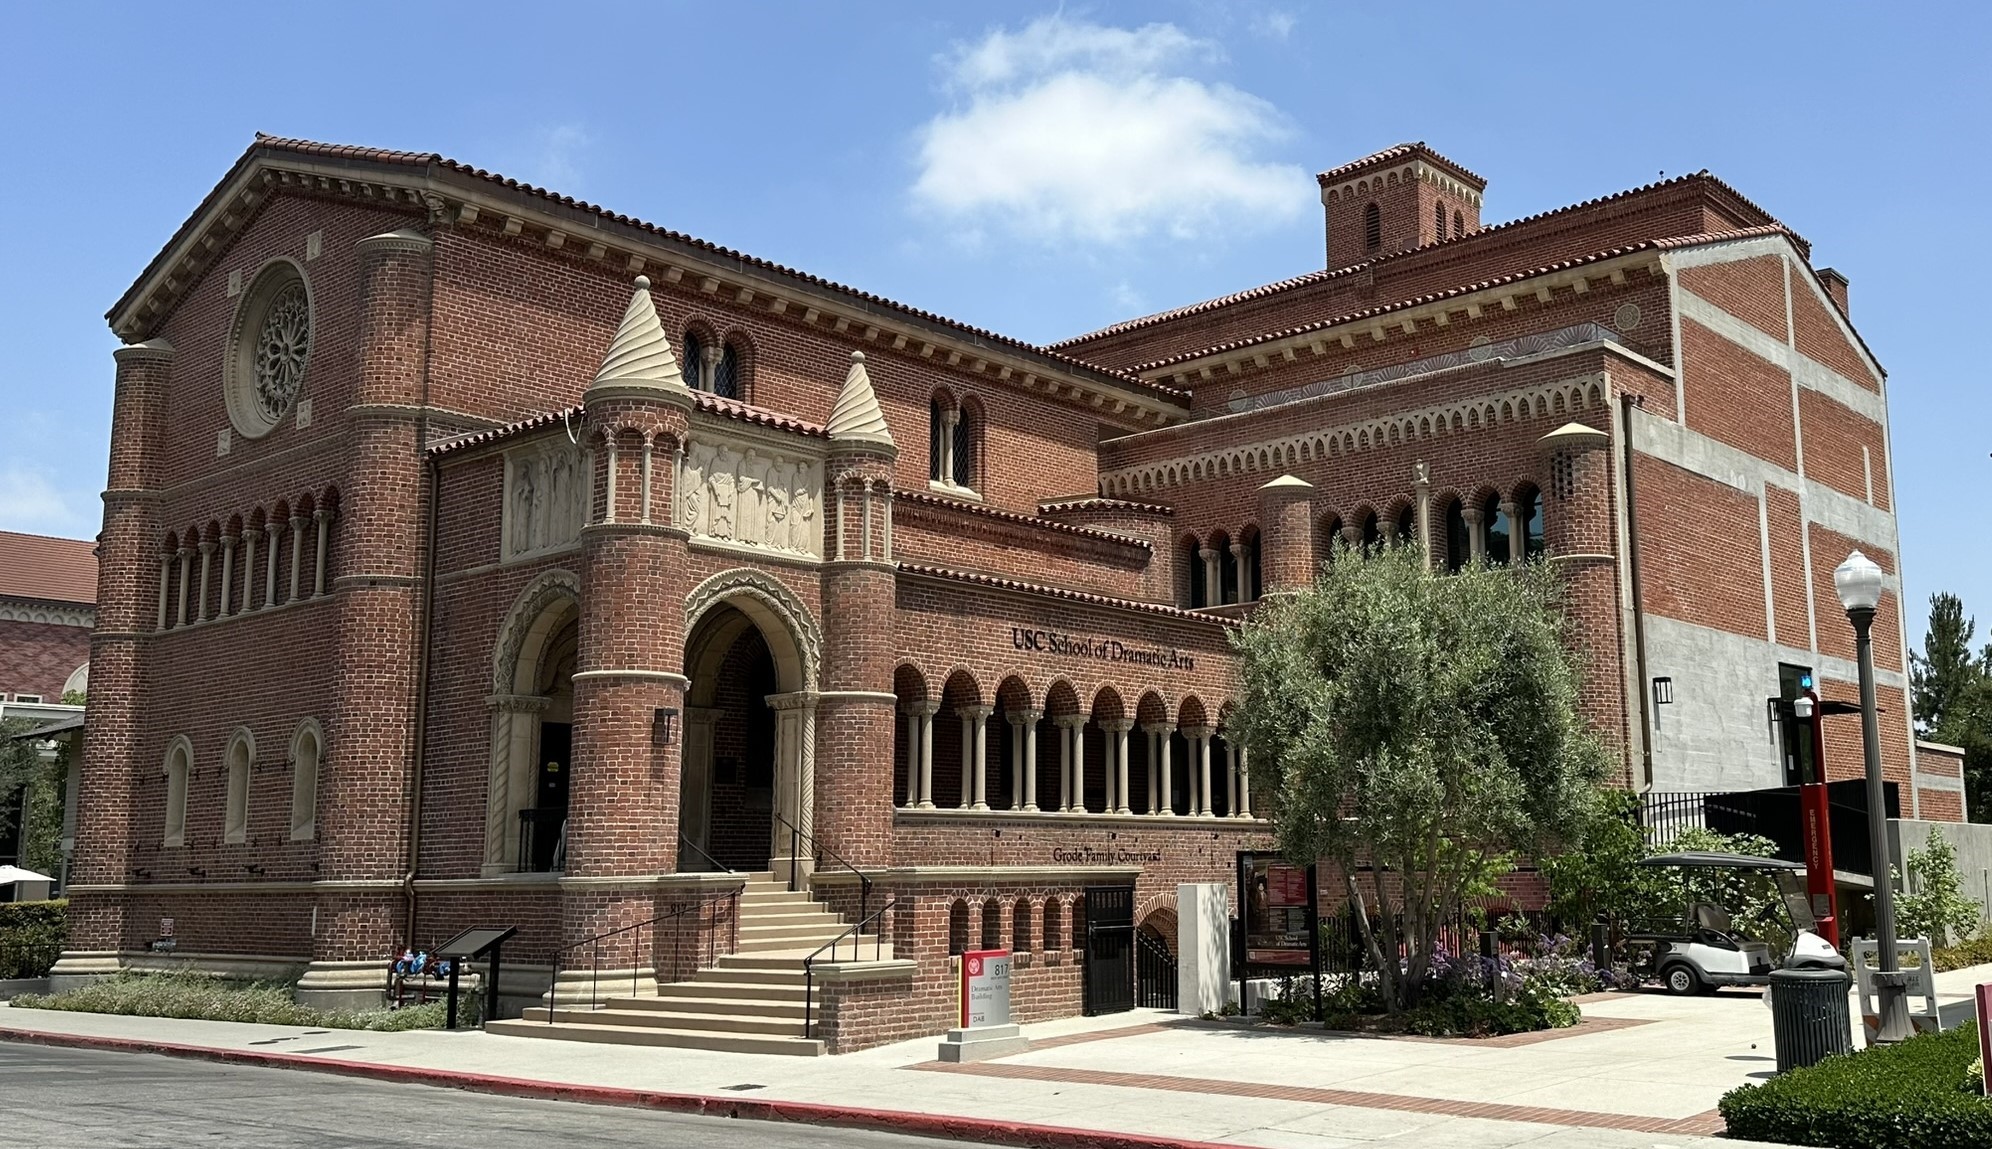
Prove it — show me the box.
[1637,851,1803,871]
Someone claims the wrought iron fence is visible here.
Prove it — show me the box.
[1635,781,1898,875]
[516,808,565,873]
[1134,929,1178,1009]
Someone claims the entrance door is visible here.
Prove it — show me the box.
[529,722,570,873]
[1082,885,1136,1016]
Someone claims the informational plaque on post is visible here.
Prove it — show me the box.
[959,948,1012,1028]
[1236,851,1317,970]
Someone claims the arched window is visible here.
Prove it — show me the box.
[1212,531,1236,605]
[1483,495,1512,566]
[949,899,970,955]
[683,331,705,390]
[1518,487,1545,561]
[1444,500,1470,572]
[1013,900,1034,953]
[1453,210,1465,238]
[1359,510,1381,556]
[1182,536,1206,608]
[1043,899,1064,951]
[290,720,321,840]
[1364,202,1382,252]
[224,728,254,844]
[1244,530,1262,601]
[713,341,741,400]
[1434,201,1446,242]
[981,898,1003,950]
[951,402,976,488]
[1392,511,1415,550]
[928,398,945,482]
[163,737,191,847]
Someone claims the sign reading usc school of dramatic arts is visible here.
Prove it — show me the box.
[1010,627,1197,672]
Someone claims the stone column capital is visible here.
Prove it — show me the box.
[1052,714,1087,730]
[485,692,552,714]
[903,699,942,718]
[1140,721,1172,736]
[314,507,335,525]
[1008,708,1044,727]
[175,545,192,560]
[1101,718,1136,734]
[1184,724,1217,739]
[957,704,994,721]
[197,540,216,555]
[289,514,308,531]
[1461,506,1484,526]
[1229,542,1247,559]
[766,690,820,714]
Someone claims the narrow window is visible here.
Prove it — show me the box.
[928,399,945,482]
[1359,510,1381,555]
[951,404,975,488]
[1393,513,1415,549]
[713,342,740,400]
[683,332,705,392]
[1183,537,1206,607]
[1245,533,1262,601]
[1364,202,1382,252]
[1453,210,1465,238]
[1434,201,1446,242]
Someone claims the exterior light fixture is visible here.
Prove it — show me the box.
[1650,677,1674,706]
[652,707,678,746]
[1833,550,1884,613]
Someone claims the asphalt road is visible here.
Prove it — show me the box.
[0,1042,983,1148]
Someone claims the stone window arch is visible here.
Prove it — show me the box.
[224,726,254,845]
[289,718,323,841]
[163,735,192,848]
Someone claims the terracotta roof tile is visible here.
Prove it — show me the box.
[1314,142,1487,189]
[117,136,1186,410]
[894,490,1151,550]
[897,563,1233,625]
[0,530,98,606]
[1053,171,1792,350]
[429,392,831,458]
[1036,497,1174,516]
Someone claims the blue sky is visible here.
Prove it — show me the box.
[3,2,1986,645]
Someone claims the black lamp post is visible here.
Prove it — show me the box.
[1833,549,1911,1043]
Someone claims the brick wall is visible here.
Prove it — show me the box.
[0,616,90,700]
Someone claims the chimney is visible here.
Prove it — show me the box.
[1817,267,1850,316]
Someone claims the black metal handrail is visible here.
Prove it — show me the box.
[677,834,733,874]
[801,897,898,1039]
[546,886,741,1018]
[772,811,871,930]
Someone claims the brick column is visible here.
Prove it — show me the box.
[54,339,173,986]
[299,228,433,1011]
[1538,421,1630,780]
[1255,475,1315,594]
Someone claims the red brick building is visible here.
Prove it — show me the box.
[57,137,1943,1051]
[0,530,96,705]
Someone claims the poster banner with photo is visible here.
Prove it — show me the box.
[1235,850,1320,974]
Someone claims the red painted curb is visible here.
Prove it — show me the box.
[0,1026,1237,1149]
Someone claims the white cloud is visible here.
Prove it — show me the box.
[1252,9,1298,40]
[0,465,97,539]
[912,16,1308,246]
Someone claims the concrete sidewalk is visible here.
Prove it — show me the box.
[4,966,1986,1149]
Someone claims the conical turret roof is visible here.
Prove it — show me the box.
[826,351,894,449]
[589,276,686,393]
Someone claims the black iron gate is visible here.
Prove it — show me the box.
[1082,885,1135,1016]
[1134,929,1177,1009]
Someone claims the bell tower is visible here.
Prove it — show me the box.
[1316,142,1487,269]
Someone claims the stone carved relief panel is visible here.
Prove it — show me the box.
[503,441,588,562]
[678,439,823,558]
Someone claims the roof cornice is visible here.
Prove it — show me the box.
[111,139,1190,429]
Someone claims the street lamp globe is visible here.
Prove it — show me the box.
[1833,550,1884,613]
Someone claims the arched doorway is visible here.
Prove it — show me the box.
[680,576,819,874]
[526,618,576,872]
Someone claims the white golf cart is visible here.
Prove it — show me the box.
[1626,850,1845,995]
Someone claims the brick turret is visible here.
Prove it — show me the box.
[1316,143,1486,269]
[1537,421,1630,782]
[1254,474,1315,594]
[818,351,898,868]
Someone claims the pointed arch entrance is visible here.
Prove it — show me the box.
[680,570,821,873]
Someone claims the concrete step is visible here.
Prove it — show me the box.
[524,1005,808,1036]
[693,964,807,984]
[487,1018,824,1056]
[736,927,847,947]
[660,979,807,1001]
[616,994,808,1017]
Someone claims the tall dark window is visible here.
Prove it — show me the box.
[1519,489,1545,560]
[1453,210,1465,238]
[1483,495,1511,566]
[1245,533,1262,601]
[1184,537,1205,607]
[928,400,945,482]
[713,342,740,400]
[1359,510,1381,555]
[951,406,974,487]
[1444,501,1470,572]
[1214,532,1236,604]
[683,332,705,390]
[1364,202,1382,252]
[1434,201,1446,242]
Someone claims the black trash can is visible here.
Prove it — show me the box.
[1768,967,1852,1073]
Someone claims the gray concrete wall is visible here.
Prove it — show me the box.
[1890,818,1992,932]
[1644,615,1787,792]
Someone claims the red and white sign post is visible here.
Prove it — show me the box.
[960,948,1012,1029]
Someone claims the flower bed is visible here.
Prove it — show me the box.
[12,971,459,1031]
[1718,1022,1992,1148]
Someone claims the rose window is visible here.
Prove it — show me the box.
[254,283,311,424]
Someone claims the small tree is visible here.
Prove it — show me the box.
[1893,829,1983,948]
[1229,544,1610,1011]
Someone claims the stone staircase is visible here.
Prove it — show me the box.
[485,872,886,1055]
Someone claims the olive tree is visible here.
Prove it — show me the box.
[1228,544,1611,1010]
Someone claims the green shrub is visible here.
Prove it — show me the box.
[1403,981,1580,1038]
[1719,1022,1992,1148]
[1933,934,1992,973]
[1891,830,1984,949]
[11,970,462,1030]
[0,899,66,979]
